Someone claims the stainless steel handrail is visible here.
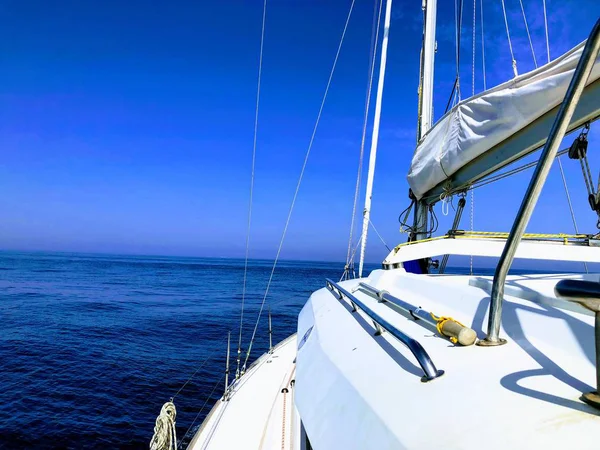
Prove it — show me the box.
[358,282,439,327]
[481,18,600,346]
[358,282,477,346]
[325,279,444,381]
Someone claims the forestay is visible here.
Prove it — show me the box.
[408,41,600,200]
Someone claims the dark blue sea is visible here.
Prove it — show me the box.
[0,252,383,449]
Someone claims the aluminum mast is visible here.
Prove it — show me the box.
[358,0,393,278]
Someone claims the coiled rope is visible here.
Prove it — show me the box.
[149,335,228,448]
[150,402,177,450]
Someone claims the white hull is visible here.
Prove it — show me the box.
[188,334,299,450]
[191,267,600,449]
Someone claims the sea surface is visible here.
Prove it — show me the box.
[0,252,383,449]
[2,252,565,449]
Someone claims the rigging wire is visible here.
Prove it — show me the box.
[237,0,268,378]
[242,0,357,372]
[418,148,571,203]
[340,236,363,282]
[369,219,391,252]
[445,0,464,113]
[539,0,587,273]
[469,148,570,190]
[345,0,383,273]
[469,0,476,275]
[480,0,486,90]
[172,334,229,400]
[471,0,476,97]
[500,0,518,77]
[178,372,226,448]
[519,0,537,68]
[542,0,551,64]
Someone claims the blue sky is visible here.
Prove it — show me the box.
[0,0,599,263]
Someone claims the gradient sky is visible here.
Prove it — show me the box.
[1,0,599,263]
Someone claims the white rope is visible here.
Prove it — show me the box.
[480,0,486,90]
[237,0,268,378]
[243,0,357,371]
[519,0,537,68]
[500,0,518,77]
[345,0,382,270]
[150,402,177,450]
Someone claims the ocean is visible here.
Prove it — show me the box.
[0,252,381,449]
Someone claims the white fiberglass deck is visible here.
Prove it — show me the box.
[188,334,298,450]
[296,269,600,449]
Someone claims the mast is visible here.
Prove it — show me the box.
[414,0,437,242]
[358,0,393,278]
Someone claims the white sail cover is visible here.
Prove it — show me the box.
[408,41,600,199]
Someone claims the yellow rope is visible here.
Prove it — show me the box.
[430,312,466,344]
[455,230,587,239]
[392,230,589,251]
[392,235,447,251]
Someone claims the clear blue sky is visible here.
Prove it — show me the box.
[0,0,599,263]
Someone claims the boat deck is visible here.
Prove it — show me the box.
[295,269,600,449]
[187,334,298,450]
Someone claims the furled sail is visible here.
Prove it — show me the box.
[407,41,600,200]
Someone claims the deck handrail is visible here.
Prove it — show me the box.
[325,279,444,382]
[483,18,600,346]
[357,282,477,346]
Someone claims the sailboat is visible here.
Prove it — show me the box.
[150,1,600,448]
